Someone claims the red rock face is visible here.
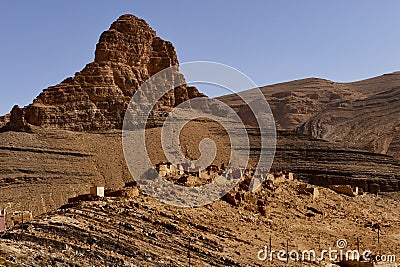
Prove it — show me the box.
[8,105,31,132]
[6,14,204,131]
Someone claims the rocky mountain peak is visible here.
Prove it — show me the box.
[2,14,203,132]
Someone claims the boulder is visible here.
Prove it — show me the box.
[6,105,31,132]
[329,185,357,197]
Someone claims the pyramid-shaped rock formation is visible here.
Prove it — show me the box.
[2,14,204,131]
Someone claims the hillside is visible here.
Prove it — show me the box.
[218,72,400,160]
[1,180,400,266]
[217,78,364,130]
[299,72,400,161]
[1,124,399,216]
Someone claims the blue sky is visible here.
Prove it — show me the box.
[1,1,400,115]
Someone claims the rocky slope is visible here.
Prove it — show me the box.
[0,14,203,132]
[217,78,365,130]
[219,72,400,161]
[1,181,399,266]
[298,72,400,161]
[271,131,400,192]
